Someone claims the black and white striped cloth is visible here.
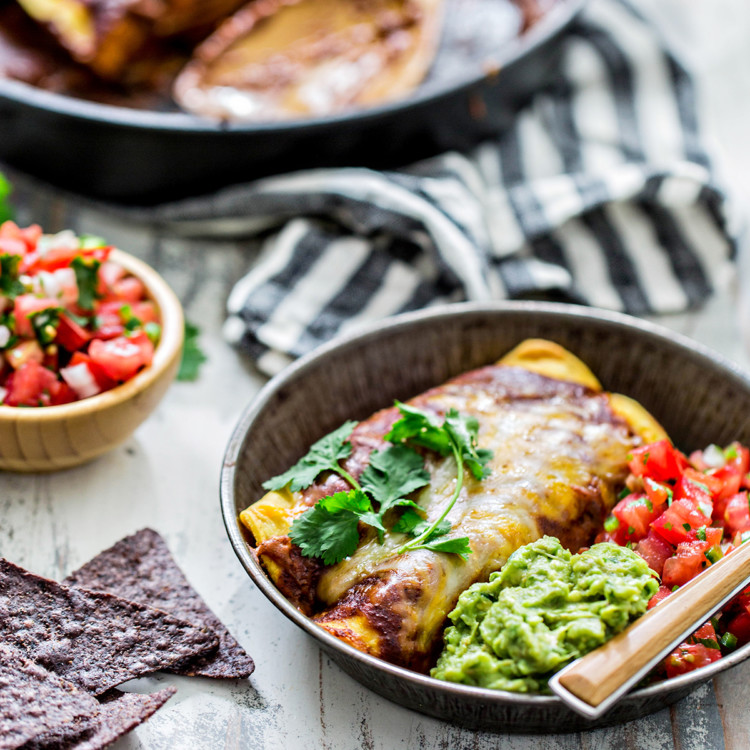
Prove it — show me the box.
[156,0,736,376]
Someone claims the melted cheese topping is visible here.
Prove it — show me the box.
[313,385,635,665]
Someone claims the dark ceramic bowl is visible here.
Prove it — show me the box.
[220,301,750,732]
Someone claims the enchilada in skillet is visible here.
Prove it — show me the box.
[240,339,667,671]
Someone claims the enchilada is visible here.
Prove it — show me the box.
[240,340,667,671]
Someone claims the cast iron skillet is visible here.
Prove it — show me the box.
[0,0,586,204]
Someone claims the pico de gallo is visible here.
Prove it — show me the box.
[597,438,750,679]
[0,221,160,407]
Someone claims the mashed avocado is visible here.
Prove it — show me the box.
[431,536,658,693]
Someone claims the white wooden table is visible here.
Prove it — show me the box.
[2,1,750,748]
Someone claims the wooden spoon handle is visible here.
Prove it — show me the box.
[549,540,750,718]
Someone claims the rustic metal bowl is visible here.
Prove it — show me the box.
[220,301,750,732]
[0,249,184,472]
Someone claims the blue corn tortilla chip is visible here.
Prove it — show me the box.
[20,687,177,750]
[0,559,219,695]
[0,643,99,750]
[64,529,254,679]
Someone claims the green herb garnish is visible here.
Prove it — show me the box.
[289,489,374,565]
[0,173,12,223]
[71,256,101,311]
[177,321,207,381]
[144,321,161,346]
[29,306,61,346]
[274,403,493,564]
[385,402,491,557]
[603,516,620,533]
[0,253,24,299]
[263,420,358,492]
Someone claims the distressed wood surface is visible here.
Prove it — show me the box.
[1,1,749,748]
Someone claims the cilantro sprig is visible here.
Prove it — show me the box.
[0,253,24,299]
[177,321,207,382]
[263,421,359,493]
[71,256,101,311]
[267,403,493,565]
[386,403,491,557]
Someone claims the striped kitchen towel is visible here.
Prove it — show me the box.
[155,0,736,376]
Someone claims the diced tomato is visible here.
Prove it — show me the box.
[110,276,145,304]
[611,493,665,543]
[662,540,717,587]
[726,443,750,476]
[128,300,159,325]
[629,440,686,483]
[68,352,117,392]
[664,621,722,678]
[55,314,91,351]
[4,360,58,406]
[648,584,673,609]
[13,294,59,338]
[0,237,26,256]
[0,221,41,251]
[726,611,750,647]
[88,331,153,382]
[5,340,44,370]
[686,526,723,546]
[652,494,712,545]
[636,531,674,576]
[47,379,77,405]
[681,468,723,500]
[29,244,112,274]
[643,477,672,508]
[723,492,750,537]
[674,474,714,510]
[98,260,126,291]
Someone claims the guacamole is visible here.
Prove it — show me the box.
[431,536,658,693]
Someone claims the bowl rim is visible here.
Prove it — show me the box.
[0,0,586,133]
[0,247,184,420]
[220,300,750,717]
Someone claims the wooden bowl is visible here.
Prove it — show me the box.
[220,301,750,732]
[0,249,184,472]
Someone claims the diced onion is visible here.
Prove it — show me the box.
[37,230,79,254]
[36,270,61,298]
[0,386,7,404]
[0,325,10,348]
[60,363,101,399]
[702,444,726,469]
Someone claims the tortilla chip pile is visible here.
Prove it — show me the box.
[0,529,254,749]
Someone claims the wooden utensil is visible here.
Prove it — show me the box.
[549,538,750,719]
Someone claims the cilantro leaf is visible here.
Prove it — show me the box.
[387,402,492,556]
[360,444,428,528]
[384,402,451,455]
[177,321,207,381]
[417,536,472,560]
[263,420,357,492]
[359,444,428,541]
[0,254,24,299]
[444,409,492,480]
[71,256,101,311]
[289,489,372,565]
[0,173,12,223]
[392,507,424,534]
[29,307,61,346]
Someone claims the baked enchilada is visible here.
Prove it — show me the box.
[240,339,666,671]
